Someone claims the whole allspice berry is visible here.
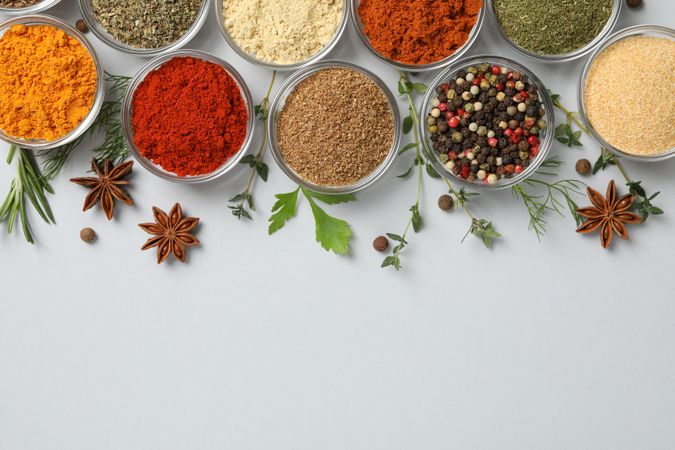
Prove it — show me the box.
[75,19,89,33]
[626,0,643,8]
[575,159,592,175]
[80,227,96,243]
[438,194,454,211]
[373,235,389,252]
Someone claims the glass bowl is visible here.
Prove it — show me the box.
[0,15,105,151]
[267,60,401,195]
[78,0,209,57]
[350,0,485,72]
[121,50,255,184]
[420,55,555,191]
[578,24,675,162]
[215,0,349,71]
[486,0,621,63]
[0,0,61,15]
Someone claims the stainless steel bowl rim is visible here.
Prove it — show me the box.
[0,0,61,15]
[121,49,255,184]
[578,24,675,162]
[215,0,349,71]
[267,60,401,195]
[78,0,209,57]
[0,14,105,151]
[420,55,555,192]
[350,0,485,72]
[485,0,622,63]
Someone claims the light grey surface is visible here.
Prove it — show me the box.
[1,1,674,449]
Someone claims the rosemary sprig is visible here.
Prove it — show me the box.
[268,186,354,255]
[0,146,55,243]
[512,158,585,241]
[39,73,132,179]
[229,71,276,220]
[550,92,663,222]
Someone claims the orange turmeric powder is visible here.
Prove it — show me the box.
[0,24,97,141]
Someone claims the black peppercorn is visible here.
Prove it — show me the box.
[626,0,642,7]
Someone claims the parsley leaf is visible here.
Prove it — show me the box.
[268,188,299,234]
[303,189,353,255]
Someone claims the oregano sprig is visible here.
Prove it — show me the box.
[229,71,276,220]
[550,92,663,222]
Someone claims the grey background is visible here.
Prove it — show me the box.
[1,1,674,449]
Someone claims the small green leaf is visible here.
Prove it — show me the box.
[402,116,413,134]
[256,161,269,182]
[386,233,403,242]
[425,163,440,179]
[398,142,418,155]
[306,194,352,255]
[397,165,414,179]
[410,205,422,233]
[268,188,300,235]
[412,83,428,94]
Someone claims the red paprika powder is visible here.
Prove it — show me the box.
[358,0,482,65]
[131,57,248,177]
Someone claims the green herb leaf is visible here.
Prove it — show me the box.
[305,191,352,255]
[402,116,413,134]
[412,83,428,94]
[397,164,414,179]
[268,188,300,234]
[398,142,418,155]
[425,163,440,179]
[592,152,618,174]
[256,161,269,182]
[410,204,422,232]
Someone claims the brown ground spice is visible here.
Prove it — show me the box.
[277,67,394,186]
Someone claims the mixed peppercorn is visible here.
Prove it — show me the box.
[426,63,547,185]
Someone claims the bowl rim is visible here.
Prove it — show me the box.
[578,24,675,162]
[77,0,209,57]
[267,60,401,195]
[486,0,622,63]
[0,14,105,151]
[121,49,255,184]
[420,55,555,191]
[0,0,61,15]
[215,0,349,71]
[350,0,485,72]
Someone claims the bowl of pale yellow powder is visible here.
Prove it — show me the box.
[217,0,348,69]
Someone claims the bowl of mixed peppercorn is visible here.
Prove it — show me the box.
[422,56,554,190]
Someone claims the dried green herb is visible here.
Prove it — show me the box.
[494,0,613,55]
[91,0,202,49]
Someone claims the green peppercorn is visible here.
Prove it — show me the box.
[464,103,475,113]
[467,66,478,74]
[428,125,438,133]
[507,106,517,116]
[452,132,463,143]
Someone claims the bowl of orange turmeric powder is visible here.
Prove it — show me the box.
[352,0,485,71]
[0,15,104,150]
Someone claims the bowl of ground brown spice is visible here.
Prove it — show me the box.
[579,25,675,161]
[0,15,104,150]
[268,61,400,194]
[352,0,484,71]
[0,0,61,15]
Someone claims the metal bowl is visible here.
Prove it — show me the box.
[122,50,255,184]
[350,0,485,72]
[0,15,104,151]
[486,0,622,63]
[78,0,209,57]
[268,60,401,195]
[215,0,349,71]
[421,55,555,191]
[578,24,675,162]
[0,0,61,15]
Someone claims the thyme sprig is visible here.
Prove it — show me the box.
[512,158,585,241]
[550,92,663,222]
[268,186,354,255]
[229,71,276,220]
[0,146,55,243]
[383,73,500,271]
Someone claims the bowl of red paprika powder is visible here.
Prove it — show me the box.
[122,50,254,183]
[351,0,485,71]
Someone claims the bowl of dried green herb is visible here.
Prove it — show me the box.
[487,0,621,62]
[78,0,209,57]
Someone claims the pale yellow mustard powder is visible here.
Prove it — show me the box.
[223,0,343,65]
[584,36,675,156]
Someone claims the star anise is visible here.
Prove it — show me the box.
[576,180,641,248]
[139,203,200,264]
[70,159,133,220]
